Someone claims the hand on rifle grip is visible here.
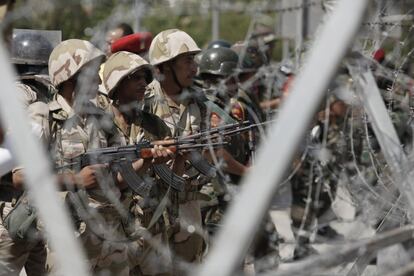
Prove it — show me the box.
[75,164,107,189]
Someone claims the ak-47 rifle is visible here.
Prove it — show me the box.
[211,120,274,138]
[57,140,227,197]
[163,120,273,177]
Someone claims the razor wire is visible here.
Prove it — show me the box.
[3,0,414,275]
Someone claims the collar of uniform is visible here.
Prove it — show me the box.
[159,87,181,110]
[112,104,143,139]
[56,94,75,118]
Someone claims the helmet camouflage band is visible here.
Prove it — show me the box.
[149,29,201,66]
[48,39,105,87]
[103,51,153,99]
[199,47,238,77]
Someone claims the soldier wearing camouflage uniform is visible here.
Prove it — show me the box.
[145,29,207,273]
[0,29,58,276]
[290,94,349,259]
[198,47,250,182]
[230,41,266,126]
[45,39,146,275]
[103,51,175,276]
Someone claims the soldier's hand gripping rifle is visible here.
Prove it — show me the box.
[168,120,272,177]
[57,140,227,197]
[170,121,250,177]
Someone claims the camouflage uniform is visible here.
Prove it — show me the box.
[0,30,59,276]
[112,107,173,276]
[144,81,206,264]
[197,47,248,183]
[103,51,173,276]
[47,39,131,275]
[230,41,267,164]
[289,96,352,258]
[147,29,206,272]
[0,104,49,276]
[0,105,48,276]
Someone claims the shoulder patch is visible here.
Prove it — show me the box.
[210,112,223,128]
[48,100,62,112]
[48,101,67,121]
[231,102,245,122]
[97,93,112,112]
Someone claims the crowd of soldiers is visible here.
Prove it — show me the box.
[0,16,286,274]
[1,2,414,276]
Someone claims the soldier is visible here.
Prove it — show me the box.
[0,29,59,276]
[46,39,168,275]
[201,44,279,271]
[102,51,175,275]
[100,22,135,93]
[198,47,239,109]
[198,47,250,182]
[10,29,60,144]
[290,94,349,259]
[11,29,60,104]
[250,15,277,62]
[145,29,207,273]
[105,23,134,56]
[231,41,266,125]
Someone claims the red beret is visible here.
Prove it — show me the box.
[373,48,385,63]
[111,32,153,54]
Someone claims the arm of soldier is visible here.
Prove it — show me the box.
[206,148,250,176]
[12,165,103,191]
[11,101,51,190]
[55,165,108,190]
[260,97,282,110]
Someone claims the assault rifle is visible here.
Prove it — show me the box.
[57,140,227,197]
[162,120,274,177]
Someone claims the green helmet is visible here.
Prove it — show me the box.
[231,41,266,73]
[103,51,153,99]
[251,15,276,44]
[11,29,61,75]
[207,39,232,49]
[198,47,238,78]
[48,39,105,87]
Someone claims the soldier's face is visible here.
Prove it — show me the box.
[105,28,124,56]
[117,69,149,103]
[225,76,238,98]
[172,53,197,88]
[74,59,102,100]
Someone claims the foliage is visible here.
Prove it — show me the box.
[11,0,263,49]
